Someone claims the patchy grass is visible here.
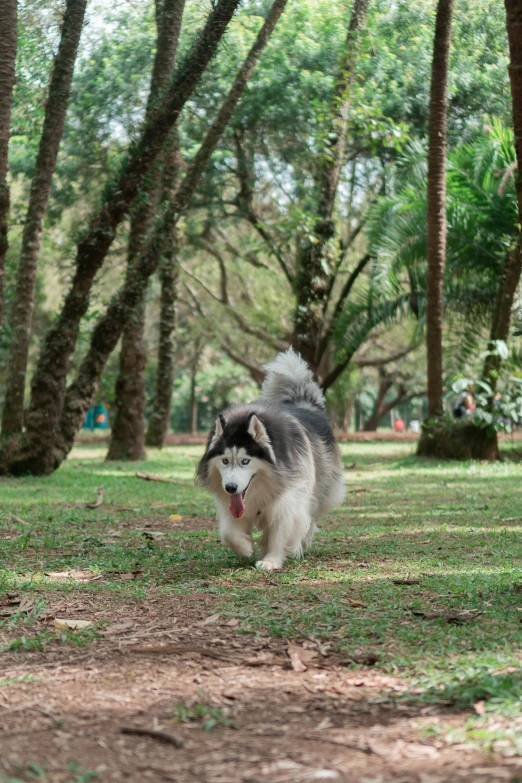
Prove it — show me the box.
[3,441,522,755]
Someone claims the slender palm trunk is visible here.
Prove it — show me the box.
[0,0,17,324]
[2,0,87,438]
[293,0,369,372]
[107,0,185,461]
[425,0,454,418]
[1,0,241,476]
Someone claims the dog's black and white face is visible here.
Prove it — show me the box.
[198,412,275,519]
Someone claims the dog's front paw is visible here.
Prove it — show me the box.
[224,534,254,559]
[256,557,282,571]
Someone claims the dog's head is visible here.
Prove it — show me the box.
[196,410,275,518]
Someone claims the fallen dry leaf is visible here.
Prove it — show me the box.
[315,593,332,604]
[54,618,92,631]
[393,578,421,585]
[198,613,221,626]
[346,598,366,608]
[225,618,239,627]
[103,622,134,636]
[474,700,486,716]
[411,609,483,624]
[169,514,183,522]
[287,641,317,672]
[114,569,143,580]
[140,530,165,540]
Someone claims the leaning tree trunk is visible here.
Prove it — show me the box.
[1,0,87,438]
[0,0,17,324]
[417,0,454,457]
[35,0,289,474]
[293,0,369,373]
[107,0,185,462]
[0,0,242,476]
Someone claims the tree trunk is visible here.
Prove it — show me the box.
[107,0,185,462]
[32,0,287,474]
[1,0,242,476]
[293,0,369,372]
[189,357,199,436]
[424,0,454,419]
[145,234,179,447]
[1,0,87,438]
[363,371,394,431]
[0,0,17,324]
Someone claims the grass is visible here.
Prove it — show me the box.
[3,440,522,753]
[170,700,237,731]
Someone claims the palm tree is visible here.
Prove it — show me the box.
[360,122,518,458]
[425,0,454,420]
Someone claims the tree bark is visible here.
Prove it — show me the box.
[424,0,454,418]
[2,0,242,476]
[0,0,17,325]
[35,0,288,474]
[189,352,200,436]
[107,0,185,462]
[145,232,179,447]
[363,370,394,431]
[293,0,369,372]
[1,0,87,438]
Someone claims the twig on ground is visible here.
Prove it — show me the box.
[136,472,178,485]
[85,486,104,508]
[129,644,289,667]
[121,726,184,748]
[301,734,376,755]
[130,644,236,662]
[10,514,28,525]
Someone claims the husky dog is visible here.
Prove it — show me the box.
[196,349,345,570]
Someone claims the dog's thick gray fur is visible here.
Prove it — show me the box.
[196,348,345,570]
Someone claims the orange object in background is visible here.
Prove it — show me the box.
[394,418,405,432]
[95,414,106,423]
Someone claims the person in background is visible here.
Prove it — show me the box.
[453,389,476,419]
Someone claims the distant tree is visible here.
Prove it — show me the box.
[0,0,243,476]
[0,0,17,324]
[106,0,186,462]
[47,0,289,471]
[293,0,369,373]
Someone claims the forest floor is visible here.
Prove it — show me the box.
[2,442,522,782]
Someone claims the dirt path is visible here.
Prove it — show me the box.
[1,592,518,783]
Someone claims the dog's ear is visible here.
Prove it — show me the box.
[210,415,226,447]
[247,414,270,444]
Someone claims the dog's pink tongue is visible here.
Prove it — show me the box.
[229,493,245,519]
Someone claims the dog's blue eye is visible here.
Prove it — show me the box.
[241,459,250,466]
[222,458,229,465]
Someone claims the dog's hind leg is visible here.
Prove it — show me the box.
[302,520,317,551]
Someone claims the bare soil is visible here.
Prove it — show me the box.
[1,591,519,783]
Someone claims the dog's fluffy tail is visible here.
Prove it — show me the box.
[261,348,325,409]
